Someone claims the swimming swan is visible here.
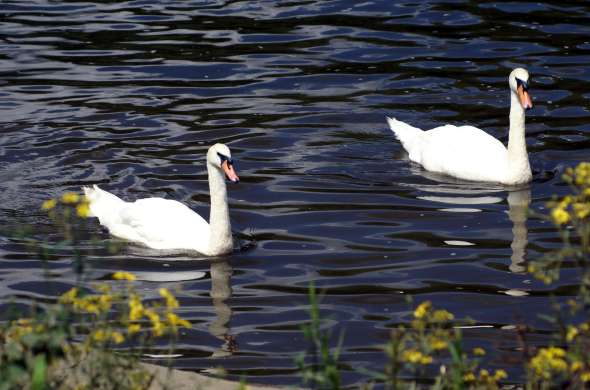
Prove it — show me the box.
[387,68,533,185]
[83,143,239,256]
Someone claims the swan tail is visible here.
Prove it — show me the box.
[82,185,125,221]
[387,116,425,162]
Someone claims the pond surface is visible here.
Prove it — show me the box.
[1,0,590,386]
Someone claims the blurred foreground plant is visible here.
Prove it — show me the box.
[0,194,192,389]
[524,162,590,388]
[0,272,192,390]
[374,300,505,390]
[296,282,343,390]
[528,163,590,293]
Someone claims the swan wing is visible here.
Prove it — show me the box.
[418,125,509,182]
[113,198,210,252]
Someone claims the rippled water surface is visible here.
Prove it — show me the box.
[1,0,590,386]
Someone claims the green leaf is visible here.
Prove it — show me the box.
[31,354,47,390]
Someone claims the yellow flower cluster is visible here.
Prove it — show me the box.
[429,336,448,351]
[402,349,432,365]
[412,301,454,324]
[564,162,590,187]
[529,344,590,384]
[58,273,191,343]
[124,285,191,337]
[40,192,91,218]
[529,347,568,379]
[463,369,507,385]
[60,287,112,315]
[160,288,179,309]
[548,163,590,226]
[92,329,125,345]
[413,301,431,319]
[4,318,34,342]
[113,271,136,281]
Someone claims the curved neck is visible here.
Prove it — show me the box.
[207,163,233,255]
[507,92,531,182]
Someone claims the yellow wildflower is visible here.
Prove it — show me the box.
[493,369,508,380]
[463,372,476,382]
[98,293,112,312]
[574,162,590,185]
[166,312,192,329]
[432,309,454,322]
[430,337,448,350]
[420,355,433,365]
[60,287,79,303]
[567,326,579,342]
[582,323,590,331]
[78,299,100,315]
[573,202,590,219]
[93,329,107,342]
[128,324,141,334]
[129,294,144,321]
[41,199,57,210]
[76,202,91,218]
[111,331,125,344]
[414,301,431,319]
[145,308,165,337]
[530,347,568,379]
[581,372,590,382]
[7,319,34,341]
[113,271,136,281]
[159,288,179,309]
[551,207,570,225]
[61,192,80,204]
[479,369,490,379]
[473,347,486,356]
[571,361,583,372]
[402,349,431,365]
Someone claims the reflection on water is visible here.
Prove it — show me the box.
[508,188,531,274]
[0,0,589,386]
[410,171,531,275]
[209,259,237,358]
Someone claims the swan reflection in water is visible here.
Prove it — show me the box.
[208,259,237,358]
[407,167,531,275]
[120,250,237,358]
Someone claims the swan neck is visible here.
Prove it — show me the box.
[207,162,232,255]
[506,91,531,183]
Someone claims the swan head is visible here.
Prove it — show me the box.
[509,68,533,110]
[208,143,239,183]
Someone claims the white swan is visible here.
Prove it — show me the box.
[387,68,533,185]
[83,143,239,256]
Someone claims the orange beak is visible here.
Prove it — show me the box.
[517,84,533,110]
[222,160,239,183]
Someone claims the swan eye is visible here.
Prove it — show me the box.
[516,78,529,91]
[217,152,233,166]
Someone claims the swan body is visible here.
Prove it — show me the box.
[388,68,533,185]
[83,144,239,256]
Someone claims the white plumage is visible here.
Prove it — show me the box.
[388,68,533,185]
[83,143,239,256]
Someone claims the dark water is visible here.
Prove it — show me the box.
[1,0,590,386]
